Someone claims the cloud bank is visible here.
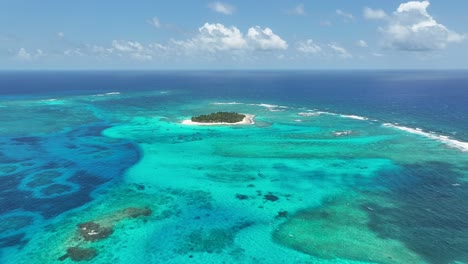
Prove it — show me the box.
[363,7,388,20]
[58,23,287,62]
[289,4,306,16]
[208,2,236,15]
[174,23,287,52]
[336,9,354,21]
[296,40,352,59]
[16,48,44,60]
[381,1,465,51]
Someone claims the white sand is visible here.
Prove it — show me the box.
[182,114,255,126]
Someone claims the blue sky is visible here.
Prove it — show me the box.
[1,0,467,69]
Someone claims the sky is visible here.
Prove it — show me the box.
[1,0,467,70]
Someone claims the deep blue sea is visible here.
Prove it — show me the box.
[2,71,467,140]
[0,71,467,264]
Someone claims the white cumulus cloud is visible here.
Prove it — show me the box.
[296,40,352,59]
[64,48,85,57]
[16,48,45,60]
[28,23,287,63]
[112,40,144,52]
[357,40,368,48]
[336,9,354,21]
[147,17,161,29]
[198,23,247,50]
[17,48,31,60]
[320,20,332,27]
[129,53,153,61]
[363,7,388,20]
[173,23,287,53]
[63,41,166,61]
[329,43,352,58]
[381,1,465,51]
[208,2,235,15]
[297,39,321,54]
[289,4,306,16]
[247,26,288,50]
[111,40,153,61]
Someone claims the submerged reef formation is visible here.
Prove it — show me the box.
[26,170,63,188]
[59,247,97,262]
[203,162,258,183]
[77,222,114,242]
[182,228,235,254]
[58,206,153,262]
[0,215,34,235]
[40,184,73,196]
[272,193,424,264]
[264,194,279,202]
[178,222,253,255]
[0,165,18,174]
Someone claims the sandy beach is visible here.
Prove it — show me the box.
[182,114,255,126]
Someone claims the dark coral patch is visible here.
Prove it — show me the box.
[0,233,28,248]
[40,184,73,196]
[12,137,41,145]
[183,228,235,254]
[77,222,114,241]
[75,207,151,242]
[0,165,17,174]
[0,215,34,233]
[368,162,468,264]
[36,170,62,178]
[27,170,62,188]
[276,211,288,219]
[235,194,249,200]
[64,247,98,262]
[121,207,152,218]
[264,194,279,202]
[27,178,54,188]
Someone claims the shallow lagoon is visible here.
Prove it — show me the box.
[0,72,467,264]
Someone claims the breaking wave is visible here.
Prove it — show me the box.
[383,123,468,152]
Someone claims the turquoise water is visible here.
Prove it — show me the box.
[1,72,468,264]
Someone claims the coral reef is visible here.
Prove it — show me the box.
[77,222,113,241]
[59,247,98,262]
[264,194,279,202]
[58,205,153,260]
[272,193,424,264]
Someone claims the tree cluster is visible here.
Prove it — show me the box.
[191,112,245,123]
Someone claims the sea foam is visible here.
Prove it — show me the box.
[212,102,244,105]
[383,123,468,152]
[340,114,369,121]
[93,92,121,97]
[249,103,288,112]
[297,112,320,117]
[37,98,66,105]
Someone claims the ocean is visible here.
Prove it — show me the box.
[0,71,467,264]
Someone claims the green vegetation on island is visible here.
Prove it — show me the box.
[191,112,245,123]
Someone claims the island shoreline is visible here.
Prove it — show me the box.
[182,114,255,126]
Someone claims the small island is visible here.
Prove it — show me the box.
[182,112,255,126]
[192,112,245,123]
